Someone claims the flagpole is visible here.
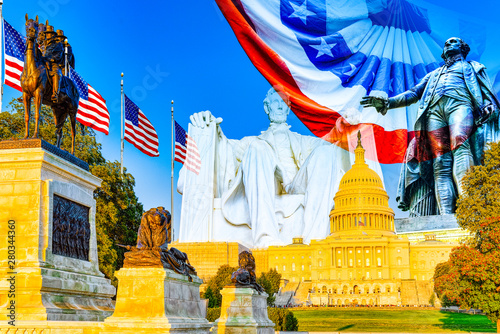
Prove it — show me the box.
[64,42,68,77]
[120,73,124,175]
[0,0,4,113]
[171,100,174,241]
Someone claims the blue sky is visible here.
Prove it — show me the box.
[4,0,500,238]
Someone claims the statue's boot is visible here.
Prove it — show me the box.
[433,152,457,214]
[451,138,474,196]
[52,71,60,103]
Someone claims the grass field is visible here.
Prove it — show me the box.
[291,308,496,332]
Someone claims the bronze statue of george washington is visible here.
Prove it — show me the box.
[361,37,500,216]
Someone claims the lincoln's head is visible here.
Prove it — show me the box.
[441,37,470,60]
[263,86,291,124]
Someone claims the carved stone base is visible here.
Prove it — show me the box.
[0,320,104,333]
[102,267,211,333]
[395,214,459,232]
[213,287,274,334]
[395,214,469,243]
[0,142,115,321]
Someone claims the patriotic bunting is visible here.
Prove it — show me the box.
[215,0,497,164]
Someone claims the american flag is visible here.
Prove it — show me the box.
[124,94,159,157]
[174,121,200,174]
[69,67,110,135]
[4,19,25,92]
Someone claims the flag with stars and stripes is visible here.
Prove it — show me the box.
[174,121,201,175]
[3,19,26,92]
[124,94,159,157]
[215,0,498,164]
[69,67,110,135]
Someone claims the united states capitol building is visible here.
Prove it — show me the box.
[173,136,466,306]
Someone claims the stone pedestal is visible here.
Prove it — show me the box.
[0,140,115,322]
[102,267,211,333]
[395,214,469,243]
[213,286,274,334]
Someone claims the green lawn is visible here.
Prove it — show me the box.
[291,308,496,332]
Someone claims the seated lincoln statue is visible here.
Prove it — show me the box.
[177,88,383,248]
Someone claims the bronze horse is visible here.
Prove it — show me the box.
[20,14,81,155]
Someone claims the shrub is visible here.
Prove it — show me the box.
[204,265,237,307]
[268,307,299,331]
[257,268,282,306]
[285,311,299,331]
[429,293,436,307]
[206,307,221,322]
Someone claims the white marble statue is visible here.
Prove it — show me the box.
[178,88,383,248]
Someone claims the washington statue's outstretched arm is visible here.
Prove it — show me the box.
[360,72,431,114]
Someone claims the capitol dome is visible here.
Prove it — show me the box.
[330,132,395,236]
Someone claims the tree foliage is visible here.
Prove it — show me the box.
[205,307,221,322]
[204,286,217,309]
[204,265,238,307]
[284,311,299,331]
[257,268,282,306]
[203,265,283,308]
[1,98,143,286]
[433,261,461,307]
[434,142,500,330]
[268,308,299,331]
[456,142,500,237]
[91,162,143,278]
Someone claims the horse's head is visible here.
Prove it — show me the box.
[24,14,39,40]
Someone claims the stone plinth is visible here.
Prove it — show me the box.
[395,214,459,233]
[102,267,211,333]
[0,320,103,333]
[395,214,469,243]
[213,286,274,334]
[0,140,115,321]
[171,241,249,281]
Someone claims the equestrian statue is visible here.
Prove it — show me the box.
[21,14,81,155]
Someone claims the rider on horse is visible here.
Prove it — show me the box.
[56,30,75,76]
[44,25,64,103]
[37,22,46,57]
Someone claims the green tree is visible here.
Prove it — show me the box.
[91,162,143,279]
[257,275,275,306]
[205,307,221,322]
[263,268,282,294]
[204,265,238,307]
[257,268,282,306]
[434,142,500,331]
[267,308,298,331]
[1,98,143,286]
[204,286,217,308]
[285,311,299,331]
